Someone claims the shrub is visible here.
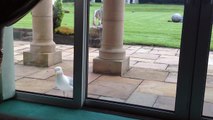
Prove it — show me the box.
[53,0,64,29]
[55,26,74,35]
[63,0,74,2]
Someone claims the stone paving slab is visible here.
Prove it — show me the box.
[45,88,73,98]
[16,78,55,93]
[56,45,71,51]
[142,46,154,50]
[135,48,152,54]
[62,52,73,58]
[204,87,213,103]
[99,96,125,102]
[26,68,55,80]
[165,72,177,83]
[153,96,175,111]
[88,71,101,84]
[63,55,74,61]
[123,45,130,49]
[15,76,23,81]
[129,60,137,66]
[137,80,176,97]
[124,68,169,81]
[15,48,30,54]
[49,60,74,70]
[126,92,158,107]
[15,64,44,77]
[130,57,155,63]
[126,45,141,51]
[89,48,98,52]
[14,45,30,51]
[208,54,213,66]
[131,53,159,60]
[155,55,179,65]
[132,62,168,71]
[126,50,138,55]
[45,76,56,81]
[14,54,23,61]
[206,75,213,88]
[14,59,21,64]
[63,48,74,54]
[88,63,101,83]
[153,47,178,52]
[203,102,213,117]
[14,52,21,56]
[176,50,180,56]
[89,56,96,63]
[166,65,179,72]
[207,65,213,76]
[14,41,29,47]
[88,75,142,100]
[150,48,178,56]
[87,94,100,99]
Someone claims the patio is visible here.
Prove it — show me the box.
[14,40,213,116]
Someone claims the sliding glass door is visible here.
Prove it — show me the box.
[15,0,89,108]
[86,0,202,119]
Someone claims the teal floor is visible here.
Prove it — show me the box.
[0,100,135,120]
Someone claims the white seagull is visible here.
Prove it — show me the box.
[54,66,73,97]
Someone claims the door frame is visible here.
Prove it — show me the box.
[15,0,213,119]
[189,0,213,119]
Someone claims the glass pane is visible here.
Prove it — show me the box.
[203,15,213,117]
[87,1,184,111]
[14,0,74,98]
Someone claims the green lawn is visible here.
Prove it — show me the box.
[14,3,213,49]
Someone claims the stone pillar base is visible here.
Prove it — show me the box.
[93,57,130,76]
[23,51,62,67]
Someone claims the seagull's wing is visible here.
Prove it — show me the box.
[64,75,73,86]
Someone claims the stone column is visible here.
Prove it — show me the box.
[93,0,130,75]
[24,0,62,67]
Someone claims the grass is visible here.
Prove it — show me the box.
[14,3,210,49]
[124,4,183,48]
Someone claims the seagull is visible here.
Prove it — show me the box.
[54,66,73,97]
